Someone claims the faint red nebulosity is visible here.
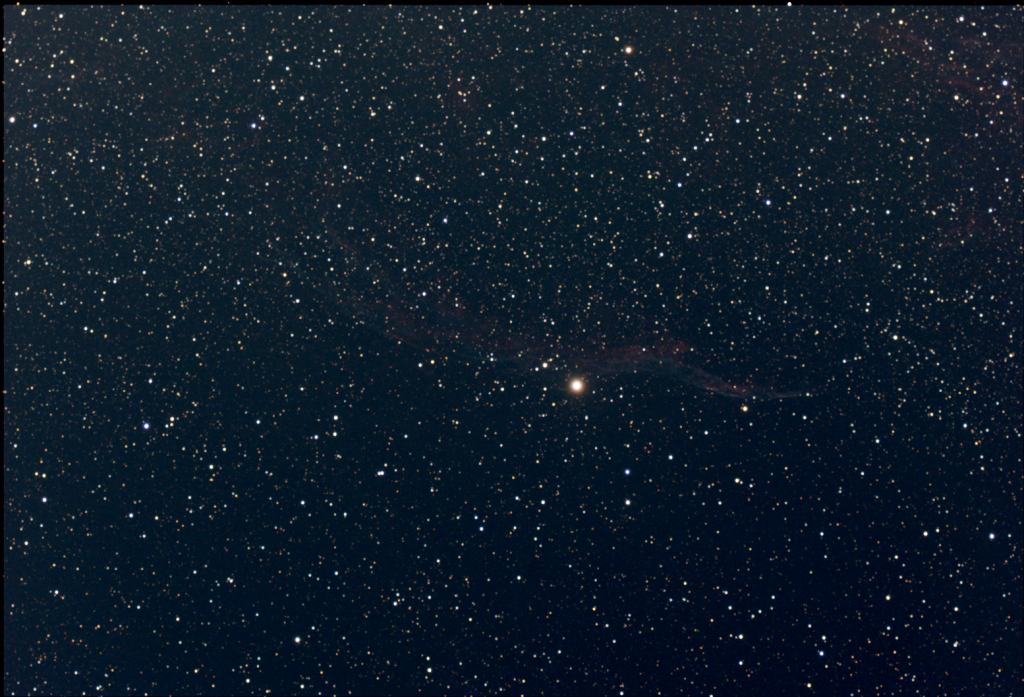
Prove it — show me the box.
[269,225,813,400]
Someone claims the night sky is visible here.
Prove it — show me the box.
[4,7,1022,696]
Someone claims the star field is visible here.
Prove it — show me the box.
[4,7,1022,696]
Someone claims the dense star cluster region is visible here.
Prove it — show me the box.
[4,7,1021,695]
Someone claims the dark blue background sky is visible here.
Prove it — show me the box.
[4,7,1021,695]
